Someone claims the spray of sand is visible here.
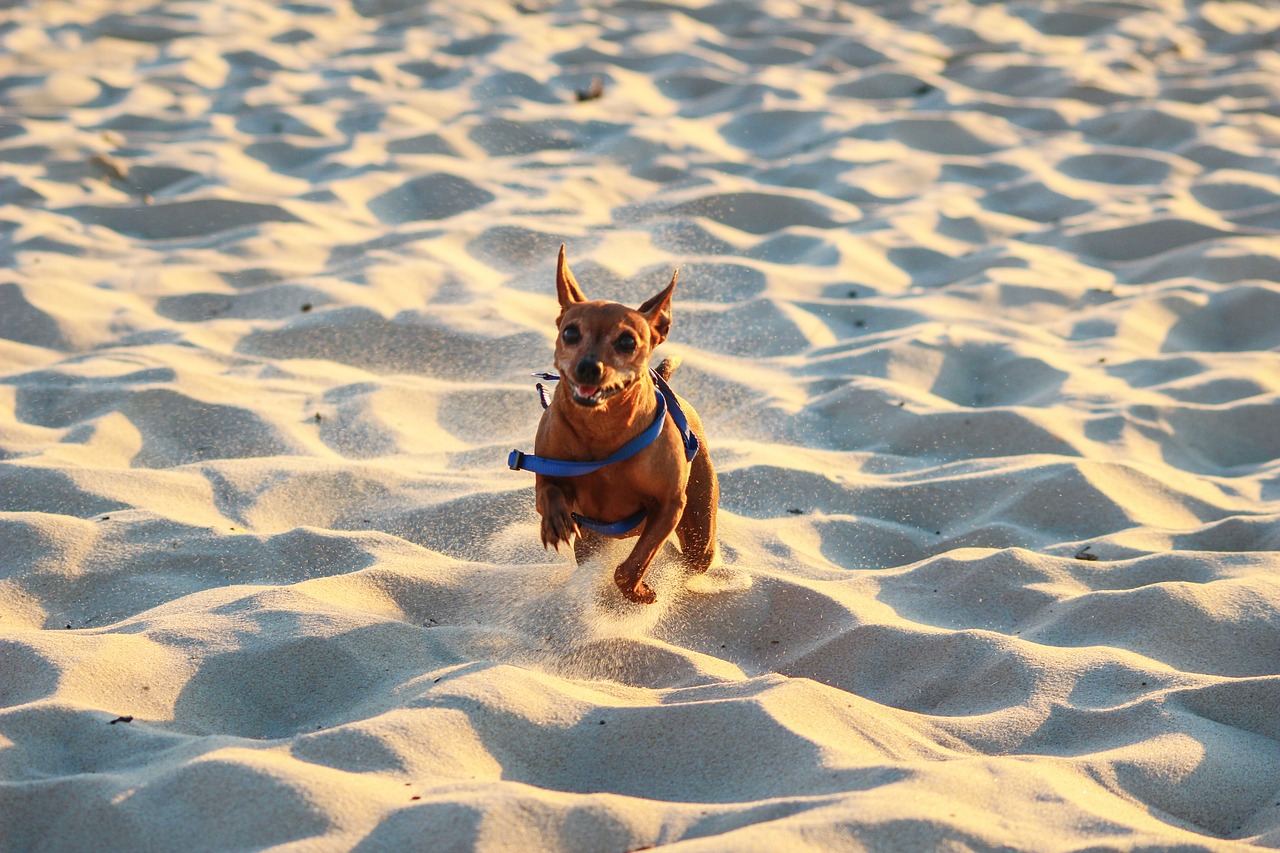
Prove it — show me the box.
[487,538,749,682]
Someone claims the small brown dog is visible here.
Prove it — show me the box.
[509,245,718,604]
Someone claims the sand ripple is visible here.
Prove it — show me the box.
[2,0,1279,850]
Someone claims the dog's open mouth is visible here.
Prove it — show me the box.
[570,377,633,407]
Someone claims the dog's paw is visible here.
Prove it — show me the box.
[614,565,657,604]
[540,508,578,552]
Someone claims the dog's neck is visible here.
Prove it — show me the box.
[554,368,659,456]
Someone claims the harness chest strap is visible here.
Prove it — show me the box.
[571,508,648,537]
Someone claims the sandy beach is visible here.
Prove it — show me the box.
[2,0,1279,849]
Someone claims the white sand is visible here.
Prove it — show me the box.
[2,0,1279,850]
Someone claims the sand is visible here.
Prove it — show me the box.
[2,0,1279,850]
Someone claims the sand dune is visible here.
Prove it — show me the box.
[2,0,1279,850]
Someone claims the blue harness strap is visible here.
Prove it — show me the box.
[507,368,700,536]
[652,370,699,463]
[572,509,648,537]
[507,389,668,477]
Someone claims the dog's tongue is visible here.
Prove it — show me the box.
[577,385,599,397]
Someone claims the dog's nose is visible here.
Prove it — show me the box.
[575,358,604,383]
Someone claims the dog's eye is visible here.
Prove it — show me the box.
[562,325,581,344]
[616,332,636,353]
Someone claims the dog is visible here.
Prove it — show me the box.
[509,245,718,604]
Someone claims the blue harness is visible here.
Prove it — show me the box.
[508,368,699,536]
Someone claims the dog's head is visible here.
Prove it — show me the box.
[552,244,676,409]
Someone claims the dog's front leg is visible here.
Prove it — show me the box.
[536,477,578,552]
[614,498,684,604]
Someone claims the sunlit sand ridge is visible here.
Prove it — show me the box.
[2,0,1279,850]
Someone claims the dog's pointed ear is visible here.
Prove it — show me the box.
[556,244,588,309]
[638,268,677,346]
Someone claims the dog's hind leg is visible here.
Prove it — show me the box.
[676,446,718,574]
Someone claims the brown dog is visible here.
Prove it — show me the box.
[514,245,718,604]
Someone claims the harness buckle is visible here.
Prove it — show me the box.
[507,449,526,471]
